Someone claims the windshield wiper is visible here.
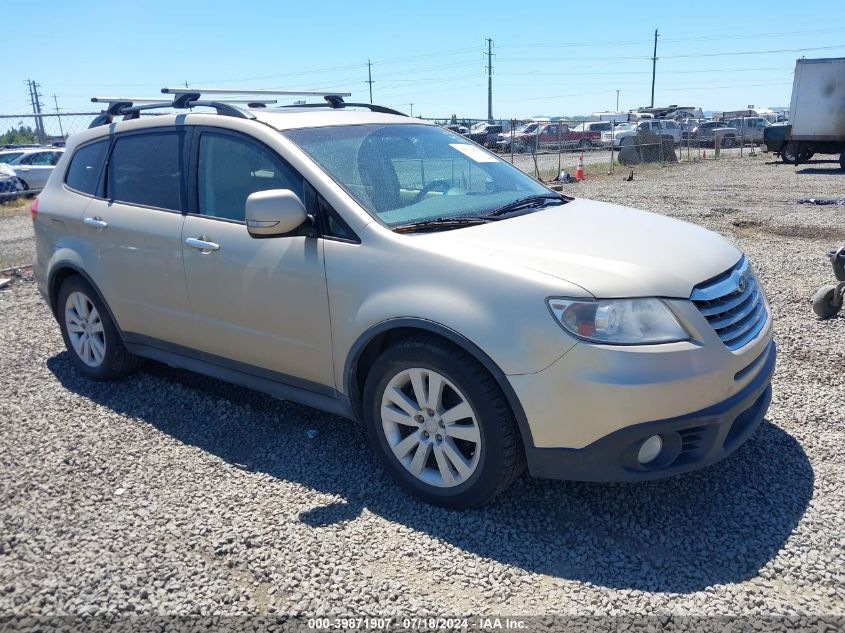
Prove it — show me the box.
[392,216,495,233]
[485,194,567,217]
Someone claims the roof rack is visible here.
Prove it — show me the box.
[88,87,405,128]
[162,87,408,116]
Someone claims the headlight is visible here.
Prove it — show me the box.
[547,298,688,344]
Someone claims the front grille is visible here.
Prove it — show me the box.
[691,257,768,351]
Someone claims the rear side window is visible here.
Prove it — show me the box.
[66,141,108,195]
[107,132,184,211]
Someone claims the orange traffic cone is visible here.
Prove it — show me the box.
[575,153,585,180]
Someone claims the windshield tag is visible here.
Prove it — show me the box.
[449,144,498,163]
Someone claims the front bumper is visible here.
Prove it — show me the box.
[524,340,776,482]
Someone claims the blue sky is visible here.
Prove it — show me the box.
[3,0,844,120]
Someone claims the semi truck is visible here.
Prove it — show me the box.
[767,57,845,169]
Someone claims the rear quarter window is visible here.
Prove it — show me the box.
[66,141,109,195]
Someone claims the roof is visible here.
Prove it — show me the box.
[250,107,425,131]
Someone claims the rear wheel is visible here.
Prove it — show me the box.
[840,150,845,171]
[721,135,735,149]
[363,337,524,508]
[57,276,141,380]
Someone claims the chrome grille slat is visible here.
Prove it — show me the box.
[691,257,768,351]
[696,282,756,317]
[707,289,760,329]
[720,303,766,344]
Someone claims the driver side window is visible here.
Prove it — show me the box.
[197,132,303,222]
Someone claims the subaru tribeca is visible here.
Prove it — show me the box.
[32,93,775,508]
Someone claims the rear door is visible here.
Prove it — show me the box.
[81,128,193,344]
[180,127,334,388]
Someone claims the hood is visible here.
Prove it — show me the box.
[419,198,742,298]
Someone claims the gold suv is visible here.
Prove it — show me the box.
[32,90,775,508]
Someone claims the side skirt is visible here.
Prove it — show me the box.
[123,333,354,420]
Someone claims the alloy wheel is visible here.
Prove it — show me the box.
[380,367,481,488]
[64,291,106,367]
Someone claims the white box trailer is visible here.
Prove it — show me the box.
[789,57,845,141]
[780,57,845,168]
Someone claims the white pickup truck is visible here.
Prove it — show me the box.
[601,119,682,147]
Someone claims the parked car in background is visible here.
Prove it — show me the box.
[601,119,681,147]
[0,150,28,164]
[0,163,24,196]
[570,121,613,136]
[444,124,469,136]
[467,122,503,149]
[4,148,64,191]
[496,121,600,153]
[692,121,738,148]
[725,117,770,144]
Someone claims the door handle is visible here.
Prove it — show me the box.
[83,216,108,230]
[185,237,220,252]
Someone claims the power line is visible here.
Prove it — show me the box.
[497,43,845,63]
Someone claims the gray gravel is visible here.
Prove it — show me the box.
[0,212,34,270]
[0,152,843,626]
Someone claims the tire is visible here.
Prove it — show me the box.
[578,139,590,149]
[812,285,842,319]
[362,336,525,509]
[781,142,797,164]
[721,135,735,149]
[57,275,141,380]
[839,151,845,171]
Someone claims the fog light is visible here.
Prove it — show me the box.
[637,435,663,464]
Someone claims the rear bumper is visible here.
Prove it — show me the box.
[525,340,776,482]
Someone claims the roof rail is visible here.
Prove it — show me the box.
[88,93,266,127]
[88,87,403,128]
[160,87,405,115]
[161,87,352,98]
[282,101,408,116]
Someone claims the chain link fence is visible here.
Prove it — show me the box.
[0,111,768,202]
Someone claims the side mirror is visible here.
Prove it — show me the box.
[245,189,308,238]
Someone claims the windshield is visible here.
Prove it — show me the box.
[284,123,551,227]
[0,152,24,164]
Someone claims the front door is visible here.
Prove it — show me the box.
[180,128,334,389]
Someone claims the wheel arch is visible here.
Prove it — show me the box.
[344,318,535,449]
[47,263,124,341]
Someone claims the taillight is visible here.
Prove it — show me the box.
[30,197,39,221]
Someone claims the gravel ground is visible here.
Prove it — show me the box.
[0,210,34,270]
[0,152,843,628]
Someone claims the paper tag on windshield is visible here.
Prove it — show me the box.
[450,143,498,163]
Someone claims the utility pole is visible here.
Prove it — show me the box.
[52,94,64,139]
[616,89,620,111]
[650,28,659,108]
[409,103,414,116]
[485,38,494,121]
[366,59,374,103]
[26,80,46,144]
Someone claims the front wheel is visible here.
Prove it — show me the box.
[363,337,524,508]
[721,135,735,149]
